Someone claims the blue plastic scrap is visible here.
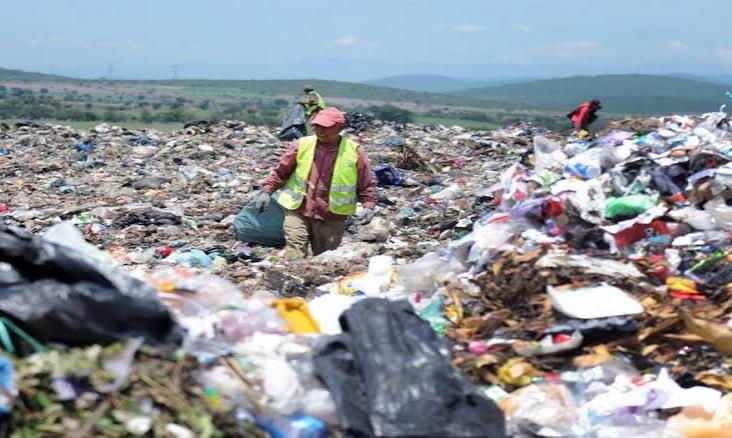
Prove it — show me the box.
[373,164,403,187]
[382,137,406,147]
[0,356,15,415]
[74,142,95,152]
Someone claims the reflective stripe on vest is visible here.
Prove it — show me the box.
[274,135,359,216]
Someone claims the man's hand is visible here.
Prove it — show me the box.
[357,207,374,225]
[253,192,271,213]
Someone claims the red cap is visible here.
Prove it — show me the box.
[311,107,345,127]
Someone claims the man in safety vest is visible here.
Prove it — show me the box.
[254,107,376,258]
[301,85,325,120]
[301,85,325,135]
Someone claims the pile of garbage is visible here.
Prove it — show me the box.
[0,117,525,435]
[2,109,732,436]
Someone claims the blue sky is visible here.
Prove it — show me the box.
[1,0,731,81]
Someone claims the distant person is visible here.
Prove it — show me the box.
[300,85,325,134]
[254,107,376,259]
[567,99,602,136]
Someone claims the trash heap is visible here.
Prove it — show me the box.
[0,118,525,436]
[398,111,732,436]
[2,109,732,436]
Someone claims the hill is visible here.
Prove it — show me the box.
[454,74,730,114]
[364,74,534,93]
[0,67,74,82]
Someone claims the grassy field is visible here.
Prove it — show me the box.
[0,67,589,131]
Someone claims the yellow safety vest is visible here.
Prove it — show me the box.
[302,91,325,118]
[274,135,359,216]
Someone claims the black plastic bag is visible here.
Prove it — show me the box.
[0,225,182,347]
[314,299,506,437]
[278,104,307,141]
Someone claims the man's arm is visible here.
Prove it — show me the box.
[261,141,299,194]
[355,147,376,209]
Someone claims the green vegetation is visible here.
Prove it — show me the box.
[453,74,730,114]
[368,105,415,123]
[1,67,727,132]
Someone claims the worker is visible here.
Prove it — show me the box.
[254,107,376,259]
[300,85,325,134]
[567,99,602,137]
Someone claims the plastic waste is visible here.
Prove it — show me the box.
[533,135,567,176]
[271,299,320,334]
[373,164,403,186]
[0,225,182,346]
[256,414,327,438]
[397,250,465,294]
[499,383,590,437]
[278,104,307,141]
[350,255,395,297]
[669,207,718,231]
[704,197,732,230]
[307,293,357,335]
[169,249,213,268]
[513,331,583,357]
[429,183,463,201]
[314,299,506,437]
[233,199,286,247]
[42,221,110,263]
[668,393,732,438]
[0,357,16,416]
[604,194,657,219]
[547,284,644,319]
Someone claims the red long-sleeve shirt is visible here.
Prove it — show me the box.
[261,137,377,221]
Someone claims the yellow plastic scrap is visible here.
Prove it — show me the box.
[667,277,698,295]
[497,357,544,387]
[337,272,367,295]
[272,298,321,334]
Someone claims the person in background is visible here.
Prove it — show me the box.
[254,107,376,259]
[567,99,602,137]
[301,85,325,134]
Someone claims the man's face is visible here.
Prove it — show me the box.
[314,124,342,144]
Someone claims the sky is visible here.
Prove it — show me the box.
[1,0,731,81]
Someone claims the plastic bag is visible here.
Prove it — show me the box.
[0,225,181,347]
[705,197,732,230]
[533,135,567,176]
[499,383,590,436]
[277,104,307,141]
[604,194,657,219]
[314,299,506,437]
[233,199,286,247]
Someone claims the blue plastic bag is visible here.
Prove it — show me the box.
[233,200,286,247]
[373,164,402,186]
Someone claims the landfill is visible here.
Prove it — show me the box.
[0,108,731,437]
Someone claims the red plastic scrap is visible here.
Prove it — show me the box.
[612,220,669,248]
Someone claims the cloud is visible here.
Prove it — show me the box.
[333,35,359,47]
[716,48,732,64]
[511,24,531,34]
[667,40,690,50]
[452,24,486,33]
